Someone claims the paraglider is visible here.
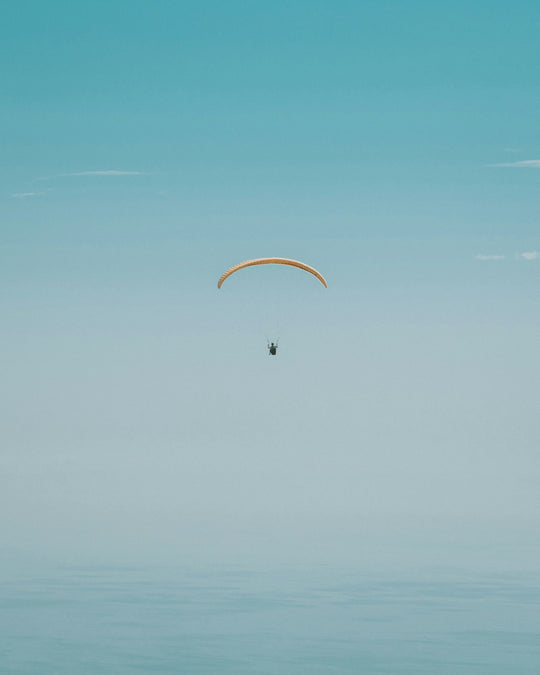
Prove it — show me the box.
[218,257,326,355]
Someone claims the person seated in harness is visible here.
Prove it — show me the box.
[268,342,277,356]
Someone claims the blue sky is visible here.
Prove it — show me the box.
[2,0,540,569]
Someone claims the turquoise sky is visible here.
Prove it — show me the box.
[2,1,539,568]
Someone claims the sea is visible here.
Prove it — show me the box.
[1,561,539,674]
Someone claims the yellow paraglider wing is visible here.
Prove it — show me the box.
[218,258,327,288]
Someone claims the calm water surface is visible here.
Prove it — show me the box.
[1,564,539,674]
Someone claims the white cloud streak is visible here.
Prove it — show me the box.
[61,170,148,176]
[487,160,540,168]
[476,252,539,261]
[39,170,149,180]
[11,192,45,199]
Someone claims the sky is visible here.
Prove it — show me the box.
[2,0,540,571]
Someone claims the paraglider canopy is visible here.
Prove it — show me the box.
[218,257,327,289]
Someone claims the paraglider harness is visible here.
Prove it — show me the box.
[267,341,278,356]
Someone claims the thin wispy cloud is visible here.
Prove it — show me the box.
[39,170,150,180]
[476,252,538,261]
[60,170,148,177]
[11,191,46,199]
[487,160,540,168]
